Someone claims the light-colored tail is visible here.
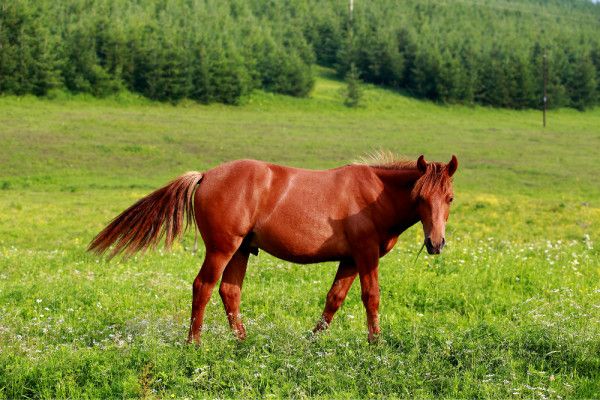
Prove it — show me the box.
[88,172,203,257]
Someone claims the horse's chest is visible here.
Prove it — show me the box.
[380,236,399,256]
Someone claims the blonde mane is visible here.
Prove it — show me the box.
[355,150,453,199]
[353,150,416,169]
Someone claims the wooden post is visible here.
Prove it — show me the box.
[543,51,547,128]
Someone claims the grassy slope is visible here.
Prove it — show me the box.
[0,70,599,398]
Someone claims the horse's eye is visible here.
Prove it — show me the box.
[448,196,454,203]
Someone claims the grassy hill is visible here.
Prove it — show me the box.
[0,71,599,398]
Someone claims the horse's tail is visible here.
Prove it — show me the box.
[88,171,203,258]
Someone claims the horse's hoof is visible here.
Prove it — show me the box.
[312,318,329,333]
[234,331,247,341]
[367,333,381,344]
[186,336,201,346]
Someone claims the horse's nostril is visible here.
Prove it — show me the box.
[441,238,446,247]
[424,237,436,254]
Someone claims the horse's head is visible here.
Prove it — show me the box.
[413,155,458,255]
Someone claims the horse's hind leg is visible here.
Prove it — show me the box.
[219,249,249,339]
[313,260,357,333]
[187,244,240,345]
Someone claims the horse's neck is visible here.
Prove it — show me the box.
[372,167,422,193]
[369,167,421,231]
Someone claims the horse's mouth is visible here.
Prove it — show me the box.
[425,237,445,254]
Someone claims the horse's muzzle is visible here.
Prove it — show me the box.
[425,237,445,255]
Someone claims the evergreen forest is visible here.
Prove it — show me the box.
[1,0,599,109]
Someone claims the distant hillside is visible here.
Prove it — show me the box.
[1,0,599,109]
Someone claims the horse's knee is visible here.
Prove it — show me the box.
[219,283,240,305]
[192,270,220,294]
[199,268,220,284]
[192,275,202,292]
[361,288,380,310]
[326,291,345,310]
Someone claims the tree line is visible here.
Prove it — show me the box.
[1,0,599,109]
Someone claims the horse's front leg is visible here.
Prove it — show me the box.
[355,250,381,342]
[313,260,357,333]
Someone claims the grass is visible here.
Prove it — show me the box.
[0,69,599,398]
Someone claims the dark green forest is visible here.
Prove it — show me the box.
[1,0,599,109]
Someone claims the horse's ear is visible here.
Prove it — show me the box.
[417,155,427,174]
[447,155,458,177]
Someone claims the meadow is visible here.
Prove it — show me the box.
[0,71,599,398]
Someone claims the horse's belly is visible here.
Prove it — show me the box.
[252,220,350,264]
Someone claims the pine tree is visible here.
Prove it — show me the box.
[344,63,363,108]
[567,52,597,110]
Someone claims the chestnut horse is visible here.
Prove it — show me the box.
[89,154,458,343]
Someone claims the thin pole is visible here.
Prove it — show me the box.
[349,0,354,21]
[543,51,547,128]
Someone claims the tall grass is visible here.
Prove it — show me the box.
[0,72,598,397]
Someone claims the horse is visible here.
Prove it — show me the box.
[88,154,458,343]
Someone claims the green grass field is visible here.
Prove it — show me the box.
[1,70,599,398]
